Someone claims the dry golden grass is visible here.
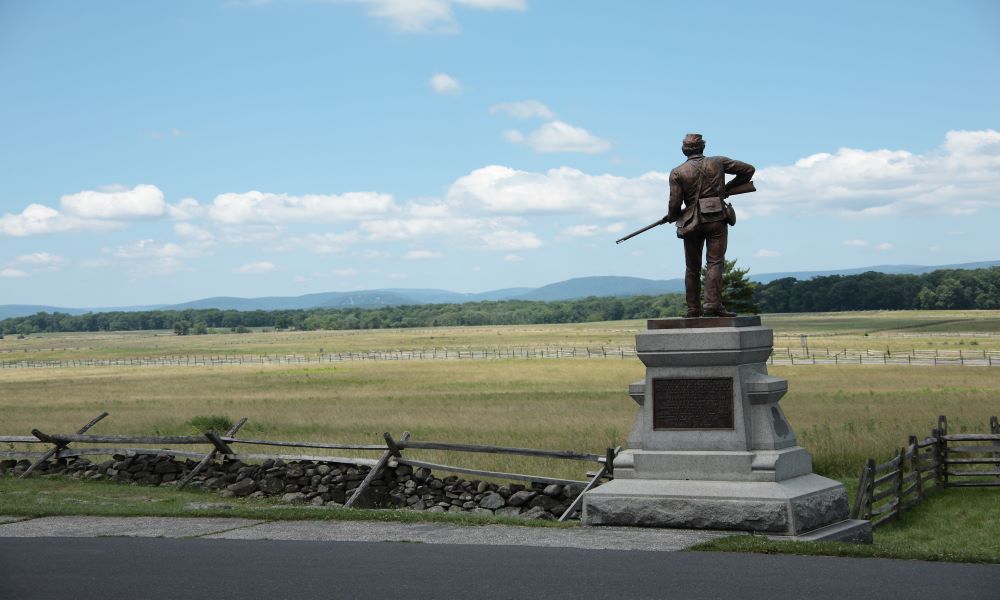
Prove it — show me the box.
[0,360,640,481]
[773,365,998,475]
[2,357,996,480]
[3,310,999,361]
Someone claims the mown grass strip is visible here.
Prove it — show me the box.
[689,487,1000,564]
[0,476,574,529]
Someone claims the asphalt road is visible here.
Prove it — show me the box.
[1,538,997,600]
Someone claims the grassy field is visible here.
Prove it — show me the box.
[2,310,999,361]
[2,311,998,562]
[1,360,995,480]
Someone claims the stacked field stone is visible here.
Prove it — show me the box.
[1,455,584,520]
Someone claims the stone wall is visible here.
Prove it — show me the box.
[1,454,586,520]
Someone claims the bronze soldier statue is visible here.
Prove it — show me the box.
[665,134,754,318]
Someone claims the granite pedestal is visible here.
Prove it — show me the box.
[582,317,871,543]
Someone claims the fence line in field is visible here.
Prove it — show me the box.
[0,413,616,522]
[0,345,998,369]
[0,346,633,368]
[851,415,1000,529]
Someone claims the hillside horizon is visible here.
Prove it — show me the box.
[1,260,996,320]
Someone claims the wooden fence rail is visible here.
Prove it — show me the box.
[851,415,999,528]
[0,413,616,522]
[1,345,998,370]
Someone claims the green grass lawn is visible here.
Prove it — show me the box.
[4,475,996,564]
[691,487,1000,564]
[0,476,572,528]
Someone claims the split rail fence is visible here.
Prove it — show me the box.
[850,415,1000,529]
[0,413,617,522]
[1,346,999,369]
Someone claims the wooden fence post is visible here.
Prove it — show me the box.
[937,416,949,488]
[850,459,872,519]
[991,416,1000,477]
[863,458,875,520]
[558,446,619,522]
[345,431,410,509]
[909,435,924,502]
[176,417,248,490]
[894,447,905,519]
[20,412,109,478]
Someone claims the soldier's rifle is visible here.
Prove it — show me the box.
[615,181,756,244]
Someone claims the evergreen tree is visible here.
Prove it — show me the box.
[703,259,759,314]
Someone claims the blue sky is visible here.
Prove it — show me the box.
[1,0,998,306]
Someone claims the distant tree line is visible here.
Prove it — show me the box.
[0,295,688,335]
[754,267,1000,313]
[1,267,996,335]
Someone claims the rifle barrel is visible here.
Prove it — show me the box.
[616,180,755,244]
[616,219,665,244]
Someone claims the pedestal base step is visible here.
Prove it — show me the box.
[765,519,872,544]
[582,475,850,536]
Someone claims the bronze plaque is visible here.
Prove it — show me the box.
[652,378,734,430]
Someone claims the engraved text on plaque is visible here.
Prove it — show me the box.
[652,378,734,429]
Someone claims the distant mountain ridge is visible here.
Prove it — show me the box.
[1,260,996,320]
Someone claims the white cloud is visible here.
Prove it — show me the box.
[404,249,443,259]
[754,249,781,258]
[279,231,361,254]
[235,261,276,274]
[1,184,178,237]
[752,129,1000,218]
[361,217,479,240]
[562,223,625,237]
[490,100,554,120]
[105,238,209,278]
[0,268,28,278]
[876,242,893,251]
[359,215,541,251]
[109,239,187,259]
[503,254,523,262]
[139,258,188,276]
[0,203,121,236]
[168,198,204,220]
[332,268,358,277]
[10,252,64,268]
[174,223,215,242]
[217,224,286,245]
[563,225,600,237]
[360,249,390,259]
[481,229,541,250]
[387,272,408,280]
[208,191,394,224]
[842,239,868,247]
[503,120,610,154]
[447,165,667,218]
[429,72,462,94]
[347,0,525,34]
[105,244,190,276]
[60,184,166,220]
